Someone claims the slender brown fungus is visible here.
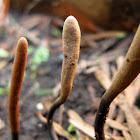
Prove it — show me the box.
[95,24,140,140]
[8,37,28,140]
[47,16,81,140]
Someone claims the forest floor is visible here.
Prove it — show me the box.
[0,11,140,140]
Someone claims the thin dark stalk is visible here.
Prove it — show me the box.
[95,95,110,140]
[11,132,19,140]
[47,98,62,140]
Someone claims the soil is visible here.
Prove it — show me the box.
[0,35,104,140]
[0,11,139,140]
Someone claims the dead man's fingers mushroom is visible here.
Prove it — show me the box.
[95,24,140,140]
[8,37,28,140]
[47,16,81,140]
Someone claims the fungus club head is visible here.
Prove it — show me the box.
[60,16,81,102]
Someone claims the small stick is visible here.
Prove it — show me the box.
[95,24,140,140]
[8,37,28,140]
[47,16,81,140]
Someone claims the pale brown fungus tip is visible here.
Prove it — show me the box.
[64,15,80,30]
[65,15,77,22]
[18,37,28,48]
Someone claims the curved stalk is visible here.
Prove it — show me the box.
[95,24,140,140]
[8,37,28,140]
[47,16,81,140]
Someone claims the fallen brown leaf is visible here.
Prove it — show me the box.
[36,112,77,140]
